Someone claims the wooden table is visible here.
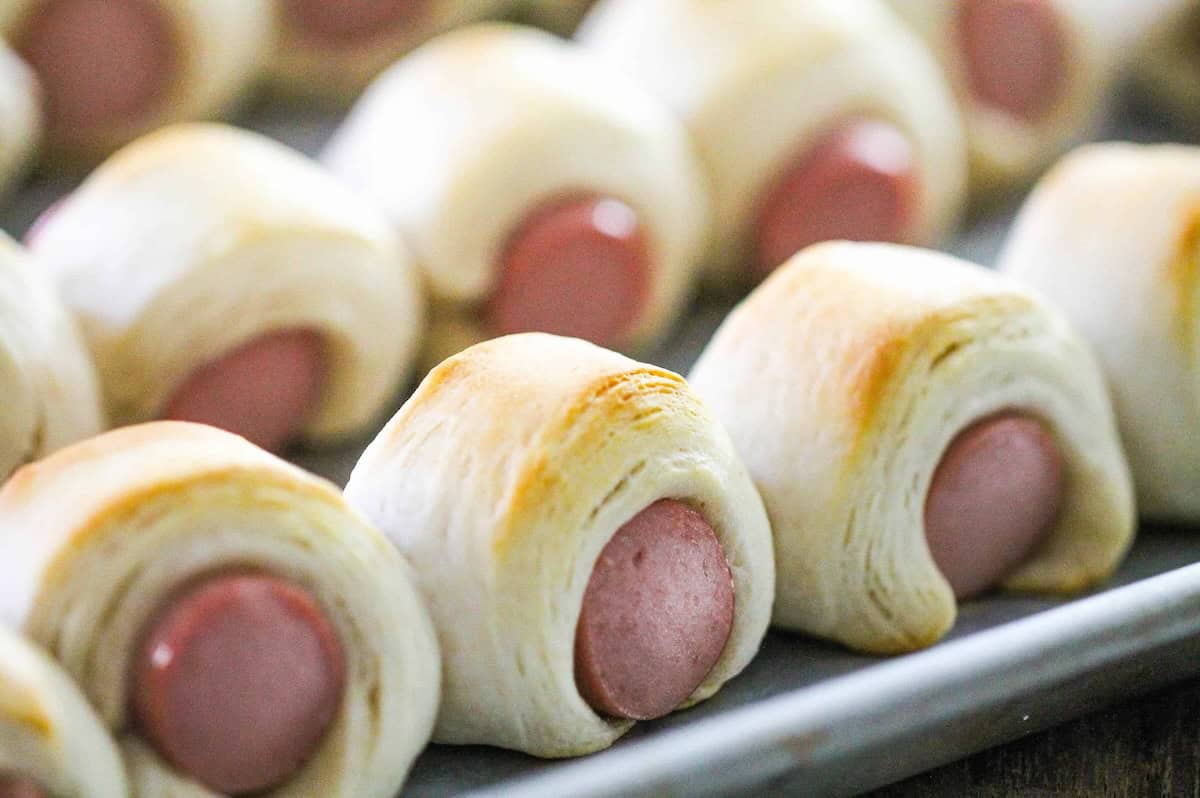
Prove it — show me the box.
[868,677,1200,796]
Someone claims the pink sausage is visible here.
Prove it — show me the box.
[957,0,1066,121]
[575,500,735,721]
[131,571,346,795]
[924,413,1065,600]
[284,0,424,46]
[484,195,651,349]
[16,0,178,142]
[0,776,48,798]
[752,118,918,280]
[163,329,326,454]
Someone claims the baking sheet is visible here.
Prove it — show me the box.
[1,91,1195,798]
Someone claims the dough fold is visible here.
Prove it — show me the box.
[1000,142,1200,520]
[345,333,775,757]
[578,0,965,287]
[885,0,1181,192]
[0,625,128,798]
[0,0,274,163]
[29,123,425,446]
[324,23,709,357]
[690,242,1134,653]
[0,233,102,480]
[0,421,441,798]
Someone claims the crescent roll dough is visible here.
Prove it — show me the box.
[324,23,709,363]
[268,0,509,103]
[577,0,965,288]
[0,421,441,798]
[0,42,39,199]
[0,233,102,480]
[1135,1,1200,130]
[999,143,1200,521]
[0,626,128,798]
[689,242,1134,654]
[0,0,273,163]
[884,0,1182,192]
[344,333,774,757]
[29,122,425,447]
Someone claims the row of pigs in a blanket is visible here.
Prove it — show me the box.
[3,0,1200,797]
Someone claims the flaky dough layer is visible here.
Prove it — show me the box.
[30,123,425,446]
[0,0,273,163]
[0,625,128,798]
[345,333,775,757]
[324,24,709,357]
[1000,142,1200,520]
[0,233,102,480]
[0,422,441,798]
[690,242,1134,654]
[579,0,965,288]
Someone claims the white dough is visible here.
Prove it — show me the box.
[345,333,775,757]
[999,142,1200,520]
[0,0,274,162]
[885,0,1184,192]
[325,23,708,361]
[578,0,965,287]
[0,233,102,480]
[690,242,1134,654]
[0,625,128,798]
[29,123,425,446]
[0,421,441,798]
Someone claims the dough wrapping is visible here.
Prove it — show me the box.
[884,0,1182,192]
[0,233,103,480]
[578,0,965,287]
[0,421,441,798]
[689,241,1134,654]
[0,0,274,163]
[344,333,775,757]
[999,142,1200,520]
[324,23,709,358]
[0,625,128,798]
[29,123,425,446]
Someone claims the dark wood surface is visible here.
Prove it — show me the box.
[867,678,1200,797]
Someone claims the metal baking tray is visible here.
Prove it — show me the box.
[2,93,1196,798]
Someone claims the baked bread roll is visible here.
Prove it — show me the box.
[344,333,774,757]
[0,42,39,200]
[999,142,1200,521]
[324,23,708,367]
[0,233,102,480]
[1135,0,1200,130]
[689,241,1134,654]
[28,122,425,453]
[577,0,965,288]
[269,0,509,103]
[0,421,440,797]
[883,0,1182,193]
[0,0,273,164]
[512,0,596,35]
[0,626,128,798]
